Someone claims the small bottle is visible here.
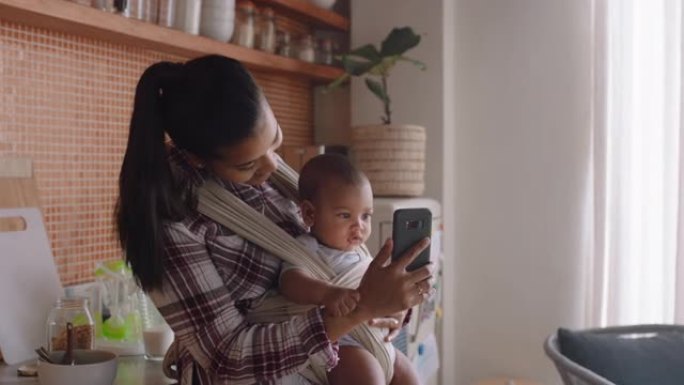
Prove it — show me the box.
[128,0,142,19]
[92,0,129,15]
[317,38,334,65]
[45,297,95,352]
[157,0,176,28]
[296,34,316,63]
[276,30,292,57]
[257,7,277,53]
[129,0,158,22]
[233,0,257,48]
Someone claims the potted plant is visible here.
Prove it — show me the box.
[328,27,427,196]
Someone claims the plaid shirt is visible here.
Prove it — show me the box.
[150,149,338,385]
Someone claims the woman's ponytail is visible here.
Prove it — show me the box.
[116,62,186,291]
[117,55,262,291]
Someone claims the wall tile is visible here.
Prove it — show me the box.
[0,17,313,285]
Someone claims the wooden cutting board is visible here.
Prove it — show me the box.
[0,158,63,365]
[0,158,39,208]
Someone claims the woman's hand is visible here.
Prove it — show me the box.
[354,238,432,322]
[369,311,406,342]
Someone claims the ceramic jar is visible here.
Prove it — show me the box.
[173,0,201,35]
[200,0,235,42]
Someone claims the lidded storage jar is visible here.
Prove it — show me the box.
[257,7,276,53]
[46,297,95,352]
[233,0,257,48]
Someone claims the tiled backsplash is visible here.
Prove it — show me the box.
[0,19,314,285]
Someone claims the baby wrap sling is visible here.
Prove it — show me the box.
[164,159,395,384]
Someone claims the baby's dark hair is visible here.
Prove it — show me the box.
[299,154,368,202]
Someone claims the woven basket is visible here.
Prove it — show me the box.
[351,124,426,197]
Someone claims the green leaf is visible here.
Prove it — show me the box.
[365,78,389,104]
[347,44,382,63]
[368,56,400,76]
[326,73,350,91]
[380,27,421,57]
[398,56,427,70]
[342,56,376,76]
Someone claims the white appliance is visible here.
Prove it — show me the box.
[367,198,442,385]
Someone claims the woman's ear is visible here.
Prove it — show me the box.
[183,151,206,169]
[300,200,316,227]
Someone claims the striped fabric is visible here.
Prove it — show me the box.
[149,148,338,385]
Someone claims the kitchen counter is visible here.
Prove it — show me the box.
[0,356,176,385]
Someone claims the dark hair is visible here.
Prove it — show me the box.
[116,55,262,291]
[298,154,368,202]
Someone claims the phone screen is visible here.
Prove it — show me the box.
[392,208,432,271]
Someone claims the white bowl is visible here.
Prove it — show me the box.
[37,350,117,385]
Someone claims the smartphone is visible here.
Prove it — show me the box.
[392,208,432,271]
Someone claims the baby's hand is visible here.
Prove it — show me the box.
[368,311,406,342]
[323,287,360,317]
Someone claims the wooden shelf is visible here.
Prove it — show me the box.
[0,0,345,82]
[256,0,350,32]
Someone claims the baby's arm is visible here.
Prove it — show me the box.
[280,269,360,317]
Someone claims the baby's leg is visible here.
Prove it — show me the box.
[328,346,386,385]
[389,350,421,385]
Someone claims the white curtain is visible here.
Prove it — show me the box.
[589,0,684,326]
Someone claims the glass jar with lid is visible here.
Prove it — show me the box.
[257,7,277,53]
[45,297,95,352]
[233,0,257,48]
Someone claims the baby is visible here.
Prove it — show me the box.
[279,154,420,385]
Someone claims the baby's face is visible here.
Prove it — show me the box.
[307,179,373,251]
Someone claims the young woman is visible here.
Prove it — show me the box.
[116,54,432,385]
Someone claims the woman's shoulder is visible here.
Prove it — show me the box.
[163,211,234,244]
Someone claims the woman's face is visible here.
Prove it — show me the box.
[208,99,283,186]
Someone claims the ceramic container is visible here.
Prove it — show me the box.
[308,0,336,10]
[173,0,201,35]
[37,350,117,385]
[200,0,235,41]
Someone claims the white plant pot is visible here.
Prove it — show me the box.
[351,124,426,197]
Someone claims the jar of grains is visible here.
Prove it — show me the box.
[45,297,95,351]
